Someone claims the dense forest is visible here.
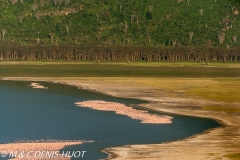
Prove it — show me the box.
[0,0,240,62]
[1,45,239,62]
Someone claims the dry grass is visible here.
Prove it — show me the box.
[89,77,240,102]
[224,153,240,160]
[186,78,240,102]
[201,106,240,112]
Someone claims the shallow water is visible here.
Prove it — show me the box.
[0,80,221,160]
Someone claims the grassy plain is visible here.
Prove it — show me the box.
[0,61,239,77]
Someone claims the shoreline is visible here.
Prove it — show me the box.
[1,77,240,159]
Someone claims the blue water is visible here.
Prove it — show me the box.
[0,80,221,160]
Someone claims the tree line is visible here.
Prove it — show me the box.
[0,45,239,62]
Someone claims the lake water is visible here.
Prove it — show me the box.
[0,80,221,160]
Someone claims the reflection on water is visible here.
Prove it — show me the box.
[0,80,221,160]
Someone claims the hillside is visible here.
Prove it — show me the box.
[0,0,239,48]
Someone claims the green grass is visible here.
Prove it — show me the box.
[0,62,240,77]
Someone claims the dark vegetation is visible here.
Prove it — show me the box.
[0,45,239,62]
[0,0,240,62]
